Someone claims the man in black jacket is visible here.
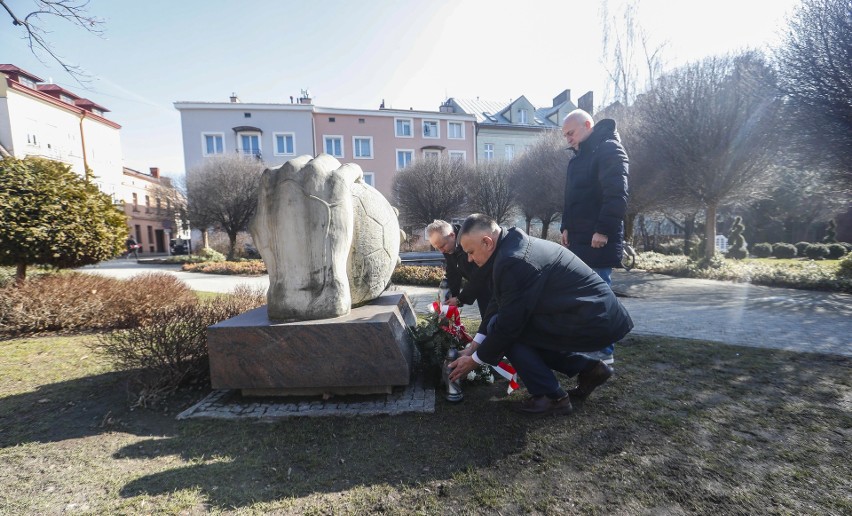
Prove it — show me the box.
[426,219,493,322]
[449,214,633,416]
[560,109,629,365]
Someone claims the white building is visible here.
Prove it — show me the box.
[0,64,124,197]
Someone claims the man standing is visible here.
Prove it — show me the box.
[560,109,629,365]
[125,235,140,261]
[426,219,493,320]
[449,214,633,416]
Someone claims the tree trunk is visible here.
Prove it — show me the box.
[704,204,718,260]
[540,220,550,241]
[201,229,210,249]
[624,213,636,246]
[227,232,238,261]
[683,212,697,256]
[15,263,27,285]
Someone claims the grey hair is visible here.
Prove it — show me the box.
[425,219,453,237]
[459,213,499,237]
[562,109,594,125]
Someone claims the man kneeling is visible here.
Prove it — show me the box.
[449,214,633,416]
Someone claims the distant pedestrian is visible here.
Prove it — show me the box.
[125,236,140,260]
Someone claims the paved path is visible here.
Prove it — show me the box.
[79,261,852,357]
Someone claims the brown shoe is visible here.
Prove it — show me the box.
[568,361,613,401]
[512,395,573,416]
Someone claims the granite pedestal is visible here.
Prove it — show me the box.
[208,291,416,397]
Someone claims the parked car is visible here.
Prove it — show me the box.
[170,239,188,255]
[244,243,261,259]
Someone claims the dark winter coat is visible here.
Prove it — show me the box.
[477,227,633,365]
[443,224,493,331]
[560,118,629,268]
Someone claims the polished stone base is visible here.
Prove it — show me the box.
[207,291,416,396]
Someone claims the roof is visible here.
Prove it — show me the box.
[0,64,44,83]
[447,96,575,128]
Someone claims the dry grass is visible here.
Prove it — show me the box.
[1,333,849,514]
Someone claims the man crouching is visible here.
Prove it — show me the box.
[449,214,633,416]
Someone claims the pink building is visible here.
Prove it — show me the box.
[312,107,476,198]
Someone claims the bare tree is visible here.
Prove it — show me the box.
[774,0,852,189]
[464,159,516,225]
[510,131,569,240]
[1,0,103,83]
[639,52,783,260]
[185,154,265,260]
[392,155,468,227]
[599,0,667,107]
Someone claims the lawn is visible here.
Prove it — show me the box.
[0,334,849,514]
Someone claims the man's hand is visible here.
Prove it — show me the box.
[448,355,478,382]
[591,232,609,248]
[561,229,569,247]
[459,342,478,357]
[446,296,460,306]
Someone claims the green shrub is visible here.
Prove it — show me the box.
[391,265,444,286]
[804,244,830,260]
[657,241,684,256]
[751,243,773,258]
[826,243,847,259]
[0,272,195,337]
[195,247,226,262]
[795,241,810,256]
[95,285,265,407]
[840,242,852,252]
[772,243,797,259]
[838,253,852,278]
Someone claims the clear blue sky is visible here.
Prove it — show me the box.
[1,0,798,177]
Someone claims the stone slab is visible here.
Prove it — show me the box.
[176,373,435,420]
[207,291,416,394]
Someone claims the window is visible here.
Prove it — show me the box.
[363,172,375,187]
[423,150,440,160]
[328,117,336,122]
[518,109,528,124]
[132,193,138,211]
[505,144,515,160]
[60,94,74,104]
[324,136,343,157]
[395,118,412,137]
[422,120,439,138]
[396,150,413,170]
[448,121,464,139]
[244,112,252,118]
[145,195,151,213]
[18,76,37,89]
[449,150,466,161]
[239,133,261,157]
[353,137,373,159]
[358,118,365,124]
[202,133,224,156]
[134,225,141,242]
[484,143,494,160]
[274,133,295,156]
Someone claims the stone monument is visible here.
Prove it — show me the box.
[207,155,415,396]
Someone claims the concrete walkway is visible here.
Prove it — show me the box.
[79,260,852,357]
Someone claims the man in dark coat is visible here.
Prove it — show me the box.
[560,110,629,365]
[427,219,493,337]
[449,214,633,416]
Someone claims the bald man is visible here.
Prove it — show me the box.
[560,109,629,366]
[449,214,633,416]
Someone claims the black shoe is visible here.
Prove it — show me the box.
[568,361,613,401]
[512,395,573,416]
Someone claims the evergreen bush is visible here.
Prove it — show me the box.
[838,253,852,278]
[772,243,797,259]
[804,244,830,260]
[826,243,847,260]
[196,247,226,262]
[822,219,837,243]
[751,243,773,258]
[725,216,748,259]
[795,242,810,256]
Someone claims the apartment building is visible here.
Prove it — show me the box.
[0,64,124,195]
[175,94,476,199]
[174,95,315,173]
[441,89,593,162]
[120,166,189,255]
[313,106,476,197]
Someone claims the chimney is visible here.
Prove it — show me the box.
[439,99,455,113]
[149,167,160,178]
[577,91,594,116]
[229,92,240,103]
[553,89,571,107]
[298,88,312,104]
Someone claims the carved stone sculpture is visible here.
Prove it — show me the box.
[250,154,400,321]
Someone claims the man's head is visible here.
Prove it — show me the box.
[562,109,594,150]
[426,219,456,253]
[458,214,500,266]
